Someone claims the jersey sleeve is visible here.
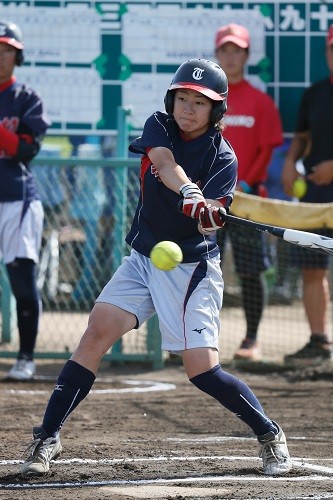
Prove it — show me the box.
[19,87,51,138]
[129,112,174,155]
[201,140,238,209]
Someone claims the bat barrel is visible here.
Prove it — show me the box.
[218,209,333,256]
[218,209,285,238]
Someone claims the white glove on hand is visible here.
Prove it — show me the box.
[199,205,226,233]
[180,182,206,219]
[179,182,204,199]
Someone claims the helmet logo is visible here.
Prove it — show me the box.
[192,68,204,80]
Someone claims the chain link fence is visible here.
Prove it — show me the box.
[0,137,165,369]
[0,141,332,368]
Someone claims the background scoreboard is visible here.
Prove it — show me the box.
[2,0,332,136]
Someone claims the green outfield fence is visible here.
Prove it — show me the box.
[0,108,332,369]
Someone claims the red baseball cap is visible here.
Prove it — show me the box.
[326,25,333,47]
[215,23,250,50]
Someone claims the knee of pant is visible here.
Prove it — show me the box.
[12,285,39,303]
[6,259,38,300]
[16,296,40,315]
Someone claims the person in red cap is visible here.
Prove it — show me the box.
[214,23,283,362]
[0,20,51,380]
[281,25,333,366]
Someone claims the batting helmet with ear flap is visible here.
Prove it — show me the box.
[0,20,24,66]
[164,58,228,125]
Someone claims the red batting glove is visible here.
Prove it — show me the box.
[179,182,206,219]
[182,197,206,219]
[199,206,226,232]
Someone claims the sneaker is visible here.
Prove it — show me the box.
[20,426,62,476]
[284,340,332,366]
[234,338,261,361]
[6,360,36,381]
[258,424,292,475]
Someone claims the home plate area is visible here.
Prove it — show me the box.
[0,361,332,499]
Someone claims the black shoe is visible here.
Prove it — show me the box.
[284,340,332,366]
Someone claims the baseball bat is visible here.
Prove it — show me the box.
[218,209,333,256]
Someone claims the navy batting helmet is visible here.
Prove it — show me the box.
[164,59,228,124]
[0,20,24,66]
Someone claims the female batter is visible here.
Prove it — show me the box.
[21,59,292,477]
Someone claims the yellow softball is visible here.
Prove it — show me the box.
[150,241,183,271]
[293,177,307,199]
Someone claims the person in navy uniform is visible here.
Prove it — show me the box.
[20,59,292,477]
[0,20,51,380]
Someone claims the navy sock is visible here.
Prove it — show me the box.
[190,365,277,436]
[42,360,96,437]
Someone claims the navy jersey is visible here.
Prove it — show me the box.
[127,111,238,263]
[0,80,51,202]
[296,78,333,203]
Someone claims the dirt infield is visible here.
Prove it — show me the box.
[0,359,333,500]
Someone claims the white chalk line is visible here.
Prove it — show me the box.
[34,375,128,382]
[2,454,333,475]
[1,474,333,490]
[280,496,333,500]
[2,455,333,496]
[166,436,310,442]
[3,375,151,383]
[2,379,176,395]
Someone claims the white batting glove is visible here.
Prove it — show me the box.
[179,182,204,199]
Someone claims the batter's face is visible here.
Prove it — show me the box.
[215,42,248,84]
[0,42,16,83]
[173,89,213,139]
